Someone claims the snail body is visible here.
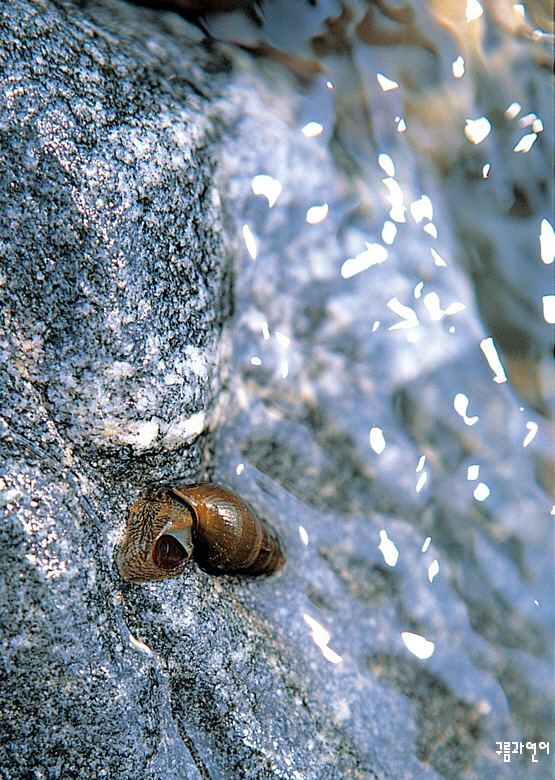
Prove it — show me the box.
[117,483,284,583]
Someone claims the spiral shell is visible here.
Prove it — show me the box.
[117,483,284,583]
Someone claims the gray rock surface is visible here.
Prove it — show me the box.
[0,1,552,779]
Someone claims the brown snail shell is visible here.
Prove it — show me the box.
[117,483,284,583]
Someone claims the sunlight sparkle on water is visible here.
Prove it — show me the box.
[480,337,508,382]
[306,203,328,224]
[250,356,261,366]
[377,73,398,91]
[395,117,407,132]
[301,122,323,137]
[372,321,380,332]
[514,133,537,152]
[382,221,397,244]
[523,422,538,447]
[505,101,521,119]
[414,282,424,299]
[482,164,491,178]
[452,56,465,78]
[382,178,406,222]
[467,464,480,480]
[421,536,431,553]
[542,296,555,323]
[474,482,490,501]
[275,331,291,348]
[454,393,479,425]
[428,560,440,582]
[416,455,426,472]
[242,224,257,259]
[378,530,399,566]
[378,154,395,176]
[341,243,388,278]
[431,248,447,266]
[387,298,419,330]
[410,195,433,223]
[251,175,282,207]
[299,526,309,545]
[303,613,343,664]
[236,463,245,475]
[540,220,555,264]
[465,0,484,22]
[281,360,289,379]
[465,117,491,144]
[261,321,270,340]
[424,223,438,238]
[369,427,386,454]
[416,472,427,492]
[402,632,435,659]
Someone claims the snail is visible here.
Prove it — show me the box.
[117,483,284,582]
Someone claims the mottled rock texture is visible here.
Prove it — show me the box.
[0,1,552,779]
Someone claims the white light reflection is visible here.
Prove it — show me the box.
[382,221,397,244]
[414,282,424,299]
[424,293,465,321]
[542,295,555,323]
[341,243,388,278]
[465,117,491,144]
[369,427,386,454]
[303,613,343,664]
[480,337,508,383]
[431,248,447,266]
[518,113,537,127]
[416,455,426,472]
[410,195,433,223]
[473,482,490,501]
[416,472,427,492]
[261,321,270,340]
[378,154,395,176]
[482,164,491,178]
[281,360,289,379]
[540,219,555,264]
[306,203,328,224]
[424,223,438,238]
[275,331,291,348]
[454,393,479,425]
[514,133,537,152]
[513,4,525,18]
[532,119,543,133]
[465,0,484,22]
[326,81,333,89]
[129,634,152,654]
[523,422,538,447]
[251,175,282,207]
[250,356,261,365]
[467,464,480,480]
[236,463,245,475]
[372,321,380,332]
[452,56,465,78]
[505,102,521,119]
[421,536,431,553]
[428,560,440,582]
[387,298,419,329]
[242,225,257,259]
[402,632,435,659]
[299,526,309,545]
[395,117,407,132]
[382,178,406,222]
[302,122,323,137]
[378,530,399,566]
[377,74,398,91]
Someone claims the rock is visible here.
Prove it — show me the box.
[0,1,552,779]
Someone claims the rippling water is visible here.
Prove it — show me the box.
[196,1,553,775]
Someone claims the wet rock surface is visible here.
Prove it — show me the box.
[0,1,552,779]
